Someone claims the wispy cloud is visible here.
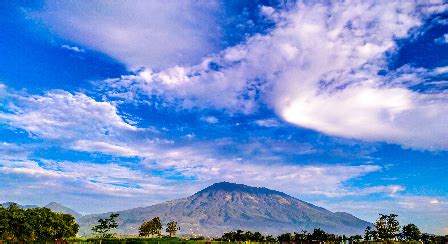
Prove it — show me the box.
[98,1,448,150]
[254,118,281,128]
[61,44,84,53]
[434,33,448,44]
[201,116,219,124]
[0,90,397,203]
[0,90,138,140]
[29,1,221,69]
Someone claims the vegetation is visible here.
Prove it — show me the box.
[2,204,448,243]
[363,213,448,243]
[166,220,180,237]
[139,216,163,237]
[399,223,421,241]
[220,230,267,242]
[91,213,120,238]
[375,214,401,241]
[219,229,362,243]
[0,203,79,242]
[216,215,446,243]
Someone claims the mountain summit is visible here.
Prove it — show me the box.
[197,182,289,196]
[45,202,82,219]
[78,182,372,236]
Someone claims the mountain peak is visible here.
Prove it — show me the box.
[196,181,288,197]
[45,202,82,218]
[46,202,63,207]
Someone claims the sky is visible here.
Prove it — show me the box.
[0,0,447,235]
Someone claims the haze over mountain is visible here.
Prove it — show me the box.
[1,201,82,219]
[45,202,83,219]
[78,182,372,236]
[1,202,39,209]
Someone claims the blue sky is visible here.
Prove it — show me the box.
[0,0,448,234]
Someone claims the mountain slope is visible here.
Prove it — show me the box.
[78,182,372,236]
[45,202,82,219]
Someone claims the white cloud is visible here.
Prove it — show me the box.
[29,1,221,69]
[201,116,219,124]
[0,142,31,160]
[430,199,441,204]
[70,140,141,157]
[101,1,448,150]
[433,66,448,74]
[434,33,448,44]
[0,158,169,197]
[254,118,281,127]
[61,44,84,52]
[0,90,138,140]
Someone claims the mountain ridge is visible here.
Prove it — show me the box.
[45,202,83,219]
[78,182,372,236]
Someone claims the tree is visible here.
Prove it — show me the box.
[252,232,265,242]
[364,226,378,241]
[138,220,152,237]
[311,228,328,242]
[265,235,277,242]
[374,214,400,241]
[56,213,79,240]
[401,223,421,241]
[151,217,162,236]
[277,233,293,242]
[166,221,180,237]
[294,230,309,243]
[0,203,78,242]
[139,217,162,237]
[91,213,119,238]
[349,235,363,242]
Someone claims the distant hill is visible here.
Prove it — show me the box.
[1,201,82,219]
[78,182,372,236]
[1,202,38,209]
[45,202,82,219]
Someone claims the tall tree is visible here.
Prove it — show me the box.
[139,217,162,237]
[138,219,152,237]
[91,213,119,238]
[374,214,400,241]
[166,221,180,237]
[0,203,78,242]
[401,223,421,241]
[151,217,162,236]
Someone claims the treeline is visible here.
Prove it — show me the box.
[364,214,448,243]
[217,229,362,243]
[0,203,79,242]
[215,214,448,243]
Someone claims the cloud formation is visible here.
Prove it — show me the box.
[102,1,448,150]
[0,91,137,140]
[29,1,221,69]
[0,89,400,202]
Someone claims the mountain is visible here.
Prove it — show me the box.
[78,182,372,236]
[1,201,82,219]
[45,202,82,219]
